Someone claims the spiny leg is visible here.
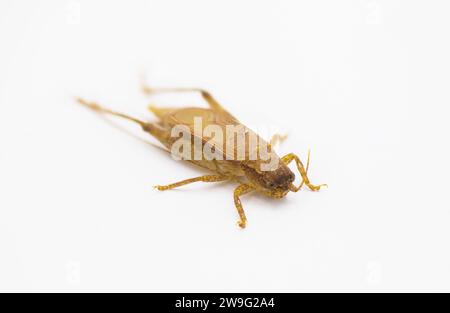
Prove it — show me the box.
[233,184,253,229]
[282,151,327,192]
[154,174,228,191]
[142,84,224,111]
[77,98,147,128]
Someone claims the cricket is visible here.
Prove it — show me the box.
[77,84,326,228]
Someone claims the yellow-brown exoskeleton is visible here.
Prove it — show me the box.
[77,85,326,228]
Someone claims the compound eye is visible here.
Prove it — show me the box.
[287,172,295,182]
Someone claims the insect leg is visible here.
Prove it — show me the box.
[142,84,223,111]
[281,152,327,192]
[233,184,253,228]
[77,98,147,128]
[78,97,172,155]
[154,174,228,191]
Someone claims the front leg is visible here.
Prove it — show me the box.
[233,184,253,228]
[281,152,327,192]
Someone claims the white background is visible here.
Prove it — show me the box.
[1,0,449,292]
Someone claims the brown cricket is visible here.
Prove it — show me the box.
[78,85,326,228]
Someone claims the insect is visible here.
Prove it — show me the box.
[77,85,326,228]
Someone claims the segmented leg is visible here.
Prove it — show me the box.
[142,85,224,111]
[281,152,327,192]
[233,184,253,229]
[77,98,147,128]
[154,175,228,191]
[77,98,169,146]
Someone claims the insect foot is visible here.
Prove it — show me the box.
[308,183,328,192]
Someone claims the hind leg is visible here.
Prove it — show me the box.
[142,84,224,111]
[77,98,147,128]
